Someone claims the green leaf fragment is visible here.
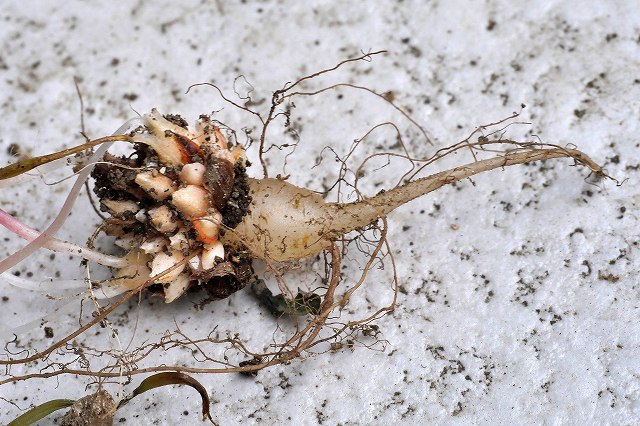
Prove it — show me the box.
[252,279,322,316]
[7,399,75,426]
[118,372,216,424]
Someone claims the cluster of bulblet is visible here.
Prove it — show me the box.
[92,109,252,302]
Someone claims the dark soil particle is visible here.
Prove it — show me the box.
[6,143,21,157]
[92,153,147,202]
[163,113,189,129]
[221,161,252,229]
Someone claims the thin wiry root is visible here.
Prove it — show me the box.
[0,135,605,387]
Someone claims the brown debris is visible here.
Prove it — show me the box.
[60,389,116,426]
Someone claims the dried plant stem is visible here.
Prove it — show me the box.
[0,135,131,180]
[327,146,603,238]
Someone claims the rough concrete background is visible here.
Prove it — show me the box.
[0,1,639,424]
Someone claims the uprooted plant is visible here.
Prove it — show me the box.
[0,52,609,421]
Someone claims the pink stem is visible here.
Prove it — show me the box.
[0,120,138,273]
[0,208,127,268]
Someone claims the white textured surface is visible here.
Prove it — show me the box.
[1,1,639,424]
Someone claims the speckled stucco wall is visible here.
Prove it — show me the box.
[1,1,639,424]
